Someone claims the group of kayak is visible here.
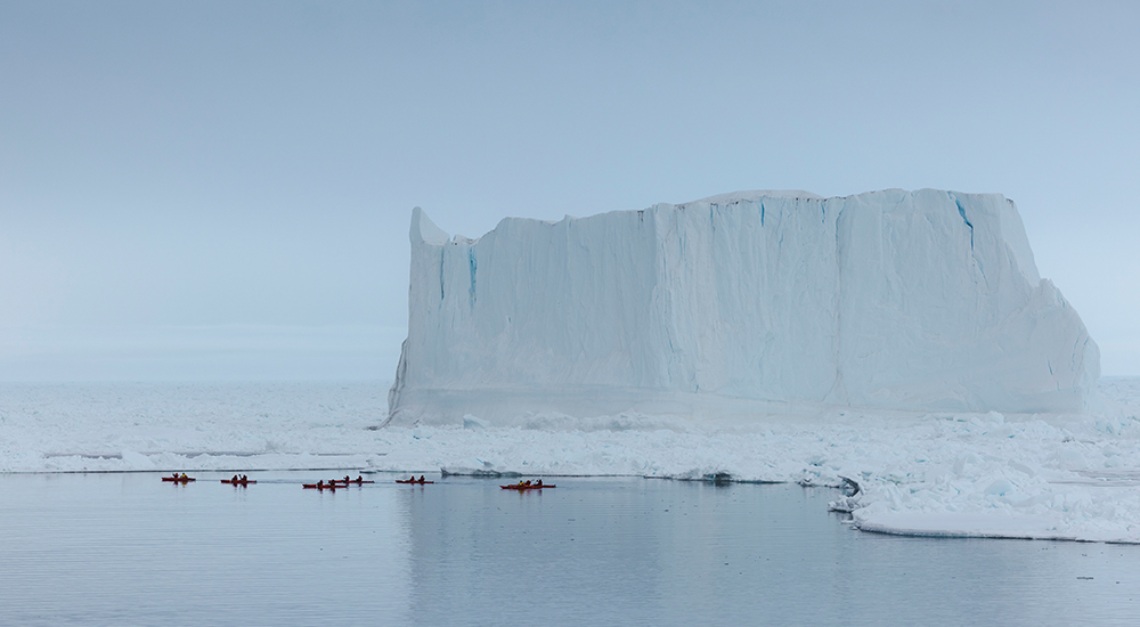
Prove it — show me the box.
[164,473,374,489]
[303,475,376,490]
[163,473,557,492]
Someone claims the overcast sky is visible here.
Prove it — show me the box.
[2,0,1138,381]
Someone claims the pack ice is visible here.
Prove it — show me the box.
[389,189,1098,425]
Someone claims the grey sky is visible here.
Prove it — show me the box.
[2,0,1138,381]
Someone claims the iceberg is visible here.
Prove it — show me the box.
[389,189,1099,425]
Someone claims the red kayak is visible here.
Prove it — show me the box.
[500,484,555,491]
[396,479,434,484]
[333,479,375,485]
[162,477,195,483]
[302,483,338,490]
[221,479,257,485]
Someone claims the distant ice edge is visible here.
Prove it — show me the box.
[389,189,1099,426]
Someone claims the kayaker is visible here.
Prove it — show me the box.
[180,473,188,480]
[231,475,239,482]
[419,475,426,483]
[355,475,365,482]
[535,479,543,487]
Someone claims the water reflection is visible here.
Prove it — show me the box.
[1,474,1137,626]
[396,477,1140,626]
[0,473,414,626]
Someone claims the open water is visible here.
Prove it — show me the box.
[1,473,1137,626]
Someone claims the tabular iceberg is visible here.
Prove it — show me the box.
[388,189,1099,425]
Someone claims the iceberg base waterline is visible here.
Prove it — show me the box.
[4,379,1139,544]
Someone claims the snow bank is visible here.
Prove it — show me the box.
[389,189,1099,425]
[3,380,1140,544]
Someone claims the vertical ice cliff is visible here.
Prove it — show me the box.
[388,189,1099,425]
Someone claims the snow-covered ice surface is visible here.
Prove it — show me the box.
[3,378,1139,544]
[0,382,389,473]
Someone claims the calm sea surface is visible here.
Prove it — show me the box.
[0,473,1136,626]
